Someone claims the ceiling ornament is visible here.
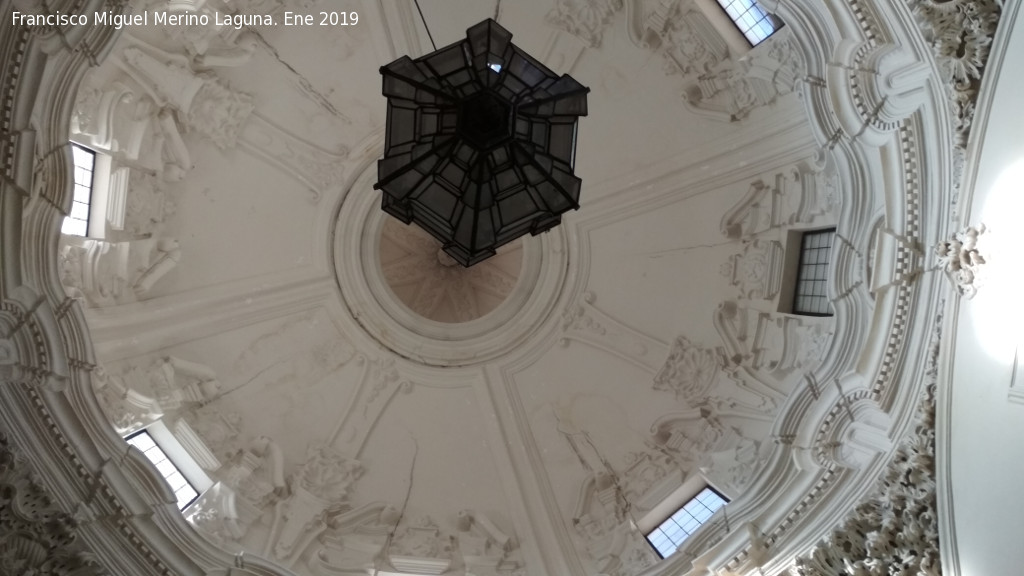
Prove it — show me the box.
[935,223,987,299]
[546,0,624,48]
[0,432,109,576]
[379,218,523,323]
[334,161,571,366]
[784,383,939,576]
[375,19,590,266]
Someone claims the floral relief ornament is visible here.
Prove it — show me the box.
[934,223,986,298]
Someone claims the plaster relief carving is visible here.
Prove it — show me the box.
[546,0,624,48]
[653,335,723,403]
[680,31,805,122]
[92,356,221,436]
[0,432,109,575]
[643,2,730,77]
[183,406,243,464]
[220,436,287,508]
[309,502,396,574]
[714,302,833,386]
[456,510,522,575]
[389,516,452,574]
[92,365,160,434]
[935,223,987,299]
[721,240,784,301]
[786,384,938,576]
[720,162,837,242]
[651,408,770,493]
[122,168,177,237]
[185,435,287,548]
[72,80,145,158]
[619,449,680,510]
[908,0,1001,147]
[58,237,181,306]
[654,334,779,416]
[572,470,660,576]
[0,289,68,392]
[115,40,254,150]
[560,291,668,372]
[268,446,363,563]
[184,482,248,550]
[721,179,775,240]
[144,356,222,411]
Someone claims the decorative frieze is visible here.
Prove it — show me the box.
[785,383,938,575]
[906,0,1001,147]
[0,432,109,575]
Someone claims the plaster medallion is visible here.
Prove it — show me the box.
[378,218,524,324]
[331,161,573,367]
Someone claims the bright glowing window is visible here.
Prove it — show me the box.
[61,144,95,237]
[125,429,200,510]
[714,0,783,46]
[645,487,728,558]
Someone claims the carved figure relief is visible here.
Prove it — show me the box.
[116,42,254,150]
[546,0,624,48]
[652,5,730,77]
[268,446,363,563]
[0,432,108,575]
[572,470,660,576]
[935,223,987,299]
[58,237,182,306]
[651,408,770,494]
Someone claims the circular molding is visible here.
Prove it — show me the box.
[331,157,572,367]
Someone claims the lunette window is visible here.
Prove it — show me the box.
[645,487,729,559]
[61,144,95,237]
[792,229,835,316]
[713,0,783,46]
[124,429,200,510]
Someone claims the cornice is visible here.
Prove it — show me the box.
[0,1,1001,576]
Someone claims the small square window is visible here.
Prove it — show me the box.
[644,487,728,559]
[714,0,783,46]
[791,229,835,316]
[125,429,200,510]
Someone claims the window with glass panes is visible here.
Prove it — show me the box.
[61,144,95,237]
[792,229,835,316]
[124,429,199,510]
[713,0,783,46]
[645,487,728,558]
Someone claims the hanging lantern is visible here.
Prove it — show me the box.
[375,19,590,267]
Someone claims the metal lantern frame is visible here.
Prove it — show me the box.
[375,19,590,267]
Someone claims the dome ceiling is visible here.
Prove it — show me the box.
[50,0,939,574]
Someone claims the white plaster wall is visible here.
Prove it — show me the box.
[946,4,1024,574]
